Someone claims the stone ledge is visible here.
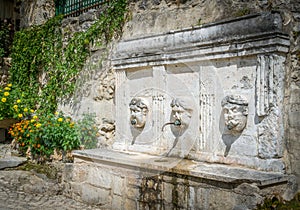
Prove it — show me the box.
[0,157,27,170]
[73,149,288,187]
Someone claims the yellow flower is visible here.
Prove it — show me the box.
[7,84,12,87]
[4,87,10,91]
[1,98,6,103]
[36,123,41,128]
[24,108,28,112]
[4,92,9,96]
[31,119,35,123]
[13,105,18,110]
[30,109,34,113]
[55,112,59,115]
[18,114,23,118]
[58,118,63,122]
[33,115,38,119]
[16,99,21,103]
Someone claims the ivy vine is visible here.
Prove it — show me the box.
[9,0,128,113]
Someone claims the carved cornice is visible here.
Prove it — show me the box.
[112,12,290,69]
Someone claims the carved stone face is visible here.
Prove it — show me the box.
[170,98,192,130]
[222,95,248,133]
[129,98,148,129]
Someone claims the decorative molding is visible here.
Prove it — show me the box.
[112,12,289,69]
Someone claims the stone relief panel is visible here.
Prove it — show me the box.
[114,64,200,156]
[111,12,289,171]
[113,55,286,170]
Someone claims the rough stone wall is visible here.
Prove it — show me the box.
[0,58,10,86]
[63,158,290,210]
[19,0,54,28]
[123,0,300,39]
[284,10,300,191]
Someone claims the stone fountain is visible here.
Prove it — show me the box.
[66,12,297,209]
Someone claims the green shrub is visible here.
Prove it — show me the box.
[77,113,98,149]
[9,111,81,161]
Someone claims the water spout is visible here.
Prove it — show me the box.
[161,119,181,131]
[131,119,137,126]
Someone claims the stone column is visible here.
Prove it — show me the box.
[256,54,285,158]
[114,69,128,149]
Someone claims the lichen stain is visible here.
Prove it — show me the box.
[139,175,163,210]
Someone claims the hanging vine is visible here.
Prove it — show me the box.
[9,0,128,113]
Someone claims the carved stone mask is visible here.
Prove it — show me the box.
[221,95,248,133]
[170,98,193,130]
[129,98,148,129]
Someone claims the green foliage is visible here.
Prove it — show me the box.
[6,0,128,162]
[9,0,128,113]
[0,83,34,120]
[77,113,98,149]
[10,15,63,112]
[9,112,81,161]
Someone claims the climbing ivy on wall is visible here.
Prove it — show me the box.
[9,0,128,113]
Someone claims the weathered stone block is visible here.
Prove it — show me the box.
[124,199,137,210]
[196,188,236,210]
[162,182,174,204]
[112,175,125,196]
[70,165,88,183]
[87,166,112,189]
[81,183,110,205]
[111,195,123,210]
[126,185,140,199]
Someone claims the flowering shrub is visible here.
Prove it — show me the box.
[9,112,81,161]
[0,84,33,120]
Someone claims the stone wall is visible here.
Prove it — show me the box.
[0,58,10,86]
[19,0,54,28]
[63,152,294,210]
[285,10,300,192]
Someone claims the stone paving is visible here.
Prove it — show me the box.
[0,144,104,210]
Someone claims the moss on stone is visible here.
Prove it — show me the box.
[256,193,300,210]
[7,161,60,180]
[234,8,251,17]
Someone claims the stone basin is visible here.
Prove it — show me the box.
[67,148,296,209]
